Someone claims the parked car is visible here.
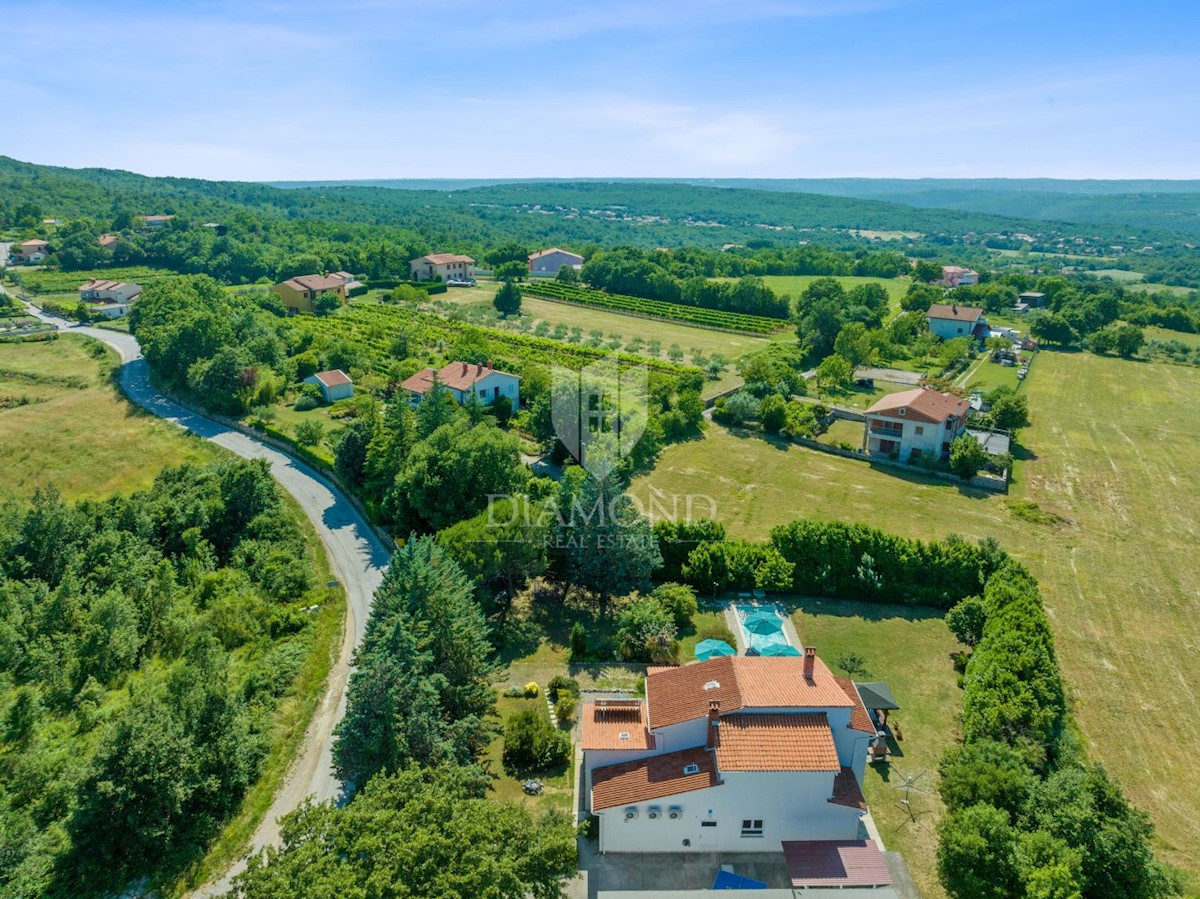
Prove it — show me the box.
[446,277,476,287]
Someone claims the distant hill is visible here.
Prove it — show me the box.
[264,177,1200,241]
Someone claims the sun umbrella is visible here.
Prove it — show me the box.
[695,639,736,661]
[742,612,784,635]
[757,643,801,657]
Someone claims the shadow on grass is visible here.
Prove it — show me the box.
[777,593,946,625]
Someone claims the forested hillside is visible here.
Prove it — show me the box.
[0,460,334,897]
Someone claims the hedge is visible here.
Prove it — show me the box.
[768,519,999,609]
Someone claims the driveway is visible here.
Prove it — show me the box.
[19,300,390,893]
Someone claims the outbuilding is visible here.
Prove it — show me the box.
[304,369,354,403]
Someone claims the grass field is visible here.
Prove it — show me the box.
[631,351,1200,883]
[790,597,963,899]
[1145,326,1200,347]
[0,335,219,498]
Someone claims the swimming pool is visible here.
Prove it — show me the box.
[735,605,800,655]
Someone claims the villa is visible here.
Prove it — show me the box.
[579,650,892,889]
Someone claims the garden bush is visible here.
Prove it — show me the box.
[503,708,570,772]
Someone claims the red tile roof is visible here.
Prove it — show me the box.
[312,369,351,388]
[282,274,347,293]
[782,839,891,888]
[833,677,877,734]
[864,387,968,425]
[714,714,840,772]
[19,239,48,248]
[416,253,475,265]
[645,656,853,730]
[580,700,656,751]
[926,302,984,322]
[98,234,120,247]
[830,767,867,811]
[591,747,719,811]
[399,360,516,395]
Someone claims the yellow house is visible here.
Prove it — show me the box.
[270,274,348,314]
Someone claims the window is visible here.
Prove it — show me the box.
[914,425,924,435]
[945,419,954,430]
[741,819,763,837]
[701,820,717,828]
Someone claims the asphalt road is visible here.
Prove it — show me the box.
[18,302,389,893]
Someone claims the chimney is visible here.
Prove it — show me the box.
[706,700,720,749]
[951,303,958,314]
[486,359,493,371]
[803,646,816,682]
[461,362,468,376]
[477,362,484,375]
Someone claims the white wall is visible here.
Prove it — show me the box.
[598,771,862,854]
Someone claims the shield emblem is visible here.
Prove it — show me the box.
[551,354,648,480]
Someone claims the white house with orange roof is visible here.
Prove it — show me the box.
[409,253,475,282]
[862,387,969,461]
[400,360,519,408]
[926,302,988,341]
[580,651,883,859]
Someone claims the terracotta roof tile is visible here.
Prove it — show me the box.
[580,701,656,751]
[417,253,475,265]
[926,302,984,322]
[830,767,867,811]
[782,839,891,888]
[645,656,853,730]
[313,369,351,388]
[399,361,517,395]
[865,387,968,424]
[833,677,877,734]
[283,273,347,293]
[714,714,840,772]
[591,747,719,811]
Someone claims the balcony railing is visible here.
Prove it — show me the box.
[869,422,903,437]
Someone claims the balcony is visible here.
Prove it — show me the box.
[869,421,903,437]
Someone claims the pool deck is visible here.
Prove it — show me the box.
[725,601,804,654]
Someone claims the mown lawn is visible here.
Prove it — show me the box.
[788,597,963,899]
[632,350,1200,882]
[0,334,220,498]
[741,275,911,318]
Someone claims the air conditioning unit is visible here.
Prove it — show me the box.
[624,807,639,820]
[647,806,661,820]
[668,806,683,820]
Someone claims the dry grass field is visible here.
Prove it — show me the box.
[0,334,218,498]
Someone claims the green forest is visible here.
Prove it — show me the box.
[0,460,333,897]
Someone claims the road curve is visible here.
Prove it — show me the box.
[22,305,389,893]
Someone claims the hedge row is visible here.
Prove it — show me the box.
[767,520,1000,609]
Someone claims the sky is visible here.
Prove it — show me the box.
[1,0,1198,181]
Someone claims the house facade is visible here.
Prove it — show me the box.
[270,274,348,314]
[12,239,48,263]
[400,360,520,408]
[926,303,987,341]
[409,253,475,282]
[303,369,354,403]
[142,214,175,228]
[528,247,584,276]
[862,387,969,461]
[581,652,880,856]
[940,265,978,287]
[79,279,142,304]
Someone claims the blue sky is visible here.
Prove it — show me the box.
[1,0,1197,180]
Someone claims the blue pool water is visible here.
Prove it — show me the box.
[735,606,796,654]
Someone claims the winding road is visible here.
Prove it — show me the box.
[18,301,390,894]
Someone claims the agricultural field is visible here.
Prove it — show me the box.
[632,350,1200,881]
[0,334,218,498]
[11,265,178,294]
[523,280,789,334]
[435,285,775,395]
